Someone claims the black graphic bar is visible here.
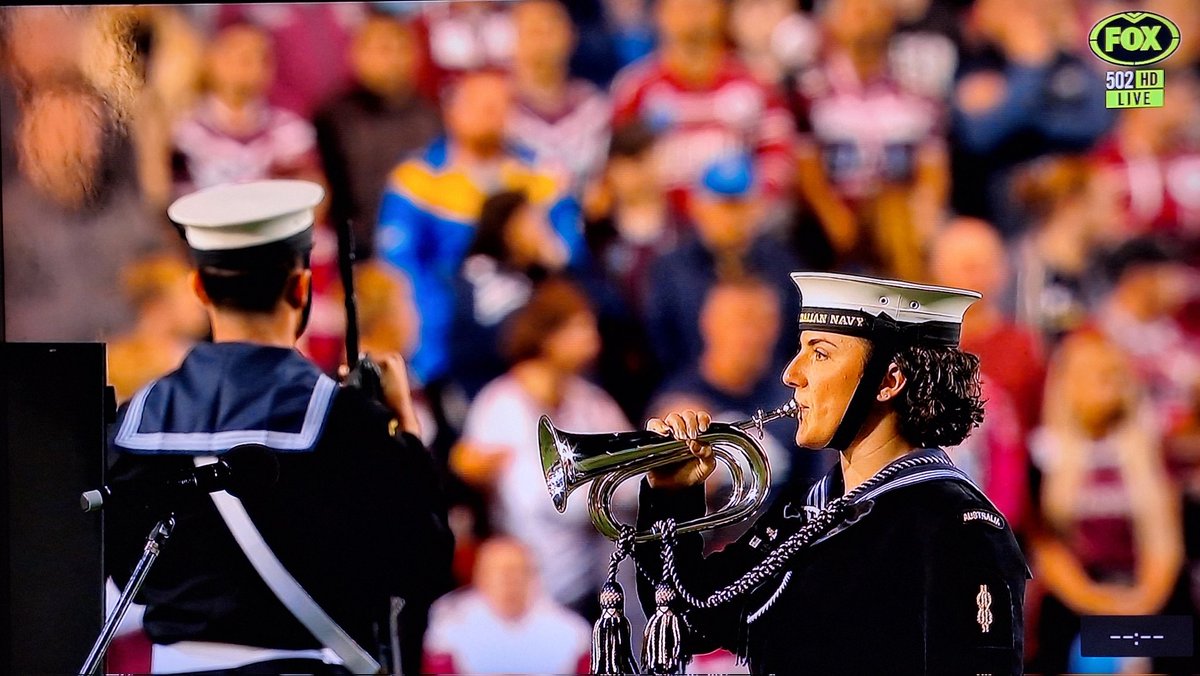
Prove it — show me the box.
[1081,616,1193,657]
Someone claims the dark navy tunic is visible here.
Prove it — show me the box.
[105,342,454,672]
[635,448,1029,675]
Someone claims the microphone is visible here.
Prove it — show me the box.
[81,444,280,513]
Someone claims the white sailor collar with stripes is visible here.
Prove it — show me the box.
[113,343,338,455]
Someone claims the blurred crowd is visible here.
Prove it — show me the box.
[4,1,1200,672]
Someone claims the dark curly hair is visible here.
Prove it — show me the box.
[889,344,985,448]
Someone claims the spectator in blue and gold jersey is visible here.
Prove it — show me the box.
[376,70,585,385]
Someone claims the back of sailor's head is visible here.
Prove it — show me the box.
[167,180,324,313]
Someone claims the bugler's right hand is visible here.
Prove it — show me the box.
[645,410,717,490]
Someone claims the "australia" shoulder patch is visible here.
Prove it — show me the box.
[961,509,1004,529]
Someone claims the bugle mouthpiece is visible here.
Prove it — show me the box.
[739,400,798,439]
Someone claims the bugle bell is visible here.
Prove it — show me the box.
[538,401,797,542]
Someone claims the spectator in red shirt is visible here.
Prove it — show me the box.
[1088,73,1200,242]
[929,216,1047,434]
[610,0,794,220]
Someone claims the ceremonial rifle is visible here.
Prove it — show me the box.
[336,218,383,401]
[336,217,406,673]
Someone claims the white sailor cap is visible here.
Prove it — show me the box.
[790,272,981,347]
[167,180,325,268]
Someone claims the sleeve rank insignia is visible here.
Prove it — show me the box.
[976,584,993,633]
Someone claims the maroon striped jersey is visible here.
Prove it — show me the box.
[612,53,795,214]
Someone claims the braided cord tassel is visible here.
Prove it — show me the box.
[641,521,688,674]
[592,529,639,675]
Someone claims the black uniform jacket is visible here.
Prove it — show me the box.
[105,342,455,655]
[635,448,1030,676]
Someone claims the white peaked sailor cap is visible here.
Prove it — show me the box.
[790,272,981,347]
[167,180,325,268]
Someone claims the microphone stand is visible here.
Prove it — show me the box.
[80,514,176,676]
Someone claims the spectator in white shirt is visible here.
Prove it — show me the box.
[451,278,632,618]
[423,536,592,675]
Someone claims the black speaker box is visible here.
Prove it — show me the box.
[2,343,107,674]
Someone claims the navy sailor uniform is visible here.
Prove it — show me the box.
[105,342,454,674]
[634,448,1029,675]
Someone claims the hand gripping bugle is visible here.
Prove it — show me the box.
[539,401,798,542]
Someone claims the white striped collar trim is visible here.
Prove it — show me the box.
[114,374,338,453]
[804,450,988,510]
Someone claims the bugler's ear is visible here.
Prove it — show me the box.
[878,361,907,402]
